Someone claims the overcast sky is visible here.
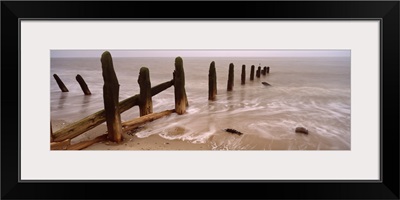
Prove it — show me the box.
[51,50,350,58]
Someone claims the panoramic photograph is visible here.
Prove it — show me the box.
[50,50,351,150]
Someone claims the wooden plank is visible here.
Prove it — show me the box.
[66,134,108,150]
[122,109,175,132]
[51,139,71,150]
[208,61,217,101]
[138,67,153,116]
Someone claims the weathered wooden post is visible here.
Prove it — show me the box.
[53,74,69,92]
[256,66,261,78]
[174,57,188,115]
[138,67,153,116]
[208,61,217,101]
[76,74,91,95]
[241,65,246,85]
[227,63,234,91]
[101,51,122,143]
[50,121,54,142]
[263,67,267,76]
[267,66,270,73]
[250,65,255,81]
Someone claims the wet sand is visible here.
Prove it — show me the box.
[52,120,211,150]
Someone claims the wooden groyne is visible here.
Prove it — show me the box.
[51,52,187,150]
[51,53,272,150]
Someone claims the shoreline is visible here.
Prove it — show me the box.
[52,120,211,150]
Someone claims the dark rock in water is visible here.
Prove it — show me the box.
[262,82,271,86]
[224,128,243,136]
[295,127,308,134]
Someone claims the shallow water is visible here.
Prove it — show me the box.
[51,56,351,150]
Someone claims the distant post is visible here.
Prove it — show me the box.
[138,67,153,116]
[101,51,122,143]
[53,74,69,92]
[263,67,267,76]
[241,65,246,85]
[76,74,91,95]
[208,61,217,101]
[267,67,270,74]
[227,63,234,91]
[174,57,188,114]
[256,66,261,78]
[250,65,255,81]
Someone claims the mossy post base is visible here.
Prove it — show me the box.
[208,61,217,101]
[250,65,255,81]
[256,66,261,78]
[76,74,91,95]
[53,74,69,92]
[101,51,123,143]
[174,57,188,115]
[241,65,246,85]
[138,67,153,116]
[227,63,234,91]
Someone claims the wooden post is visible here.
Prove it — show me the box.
[241,65,246,85]
[53,74,69,92]
[101,51,122,143]
[52,79,173,142]
[76,74,91,95]
[208,61,217,101]
[174,57,188,115]
[138,67,153,116]
[250,65,255,81]
[227,63,234,91]
[267,67,270,73]
[256,66,261,78]
[50,121,54,142]
[263,67,267,76]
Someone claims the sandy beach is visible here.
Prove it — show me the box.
[52,120,211,150]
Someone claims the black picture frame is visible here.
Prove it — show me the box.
[2,1,399,199]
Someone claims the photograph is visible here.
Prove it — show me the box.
[50,50,351,151]
[2,0,398,199]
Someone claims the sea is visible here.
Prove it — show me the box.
[51,56,351,150]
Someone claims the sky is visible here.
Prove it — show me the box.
[51,50,350,58]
